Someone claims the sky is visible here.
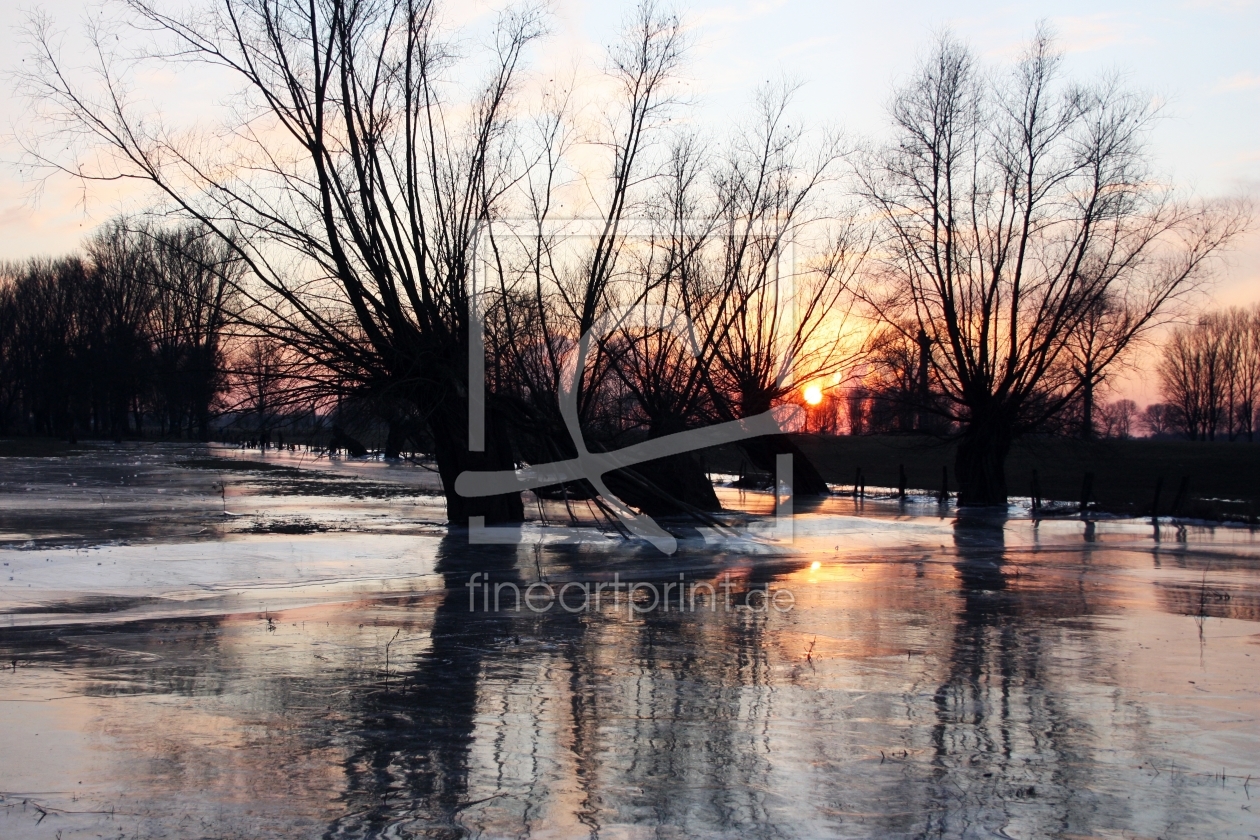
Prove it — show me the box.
[1,0,1257,402]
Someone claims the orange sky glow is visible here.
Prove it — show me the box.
[0,0,1254,408]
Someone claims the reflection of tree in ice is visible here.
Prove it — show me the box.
[557,560,784,835]
[327,537,525,839]
[911,512,1137,839]
[322,530,1157,839]
[0,516,1250,839]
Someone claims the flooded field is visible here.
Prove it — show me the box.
[1,443,1258,839]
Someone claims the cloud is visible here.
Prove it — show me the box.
[1052,14,1140,54]
[1182,0,1258,11]
[691,0,789,28]
[1214,72,1260,93]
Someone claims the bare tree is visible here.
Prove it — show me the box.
[1139,402,1176,437]
[1158,306,1260,441]
[84,221,159,441]
[485,73,861,507]
[1,258,94,437]
[481,1,702,513]
[1066,292,1127,439]
[855,28,1248,503]
[703,84,862,493]
[145,223,241,440]
[0,274,18,434]
[861,322,940,434]
[1222,306,1260,441]
[1097,398,1136,438]
[1159,320,1226,440]
[233,336,290,442]
[25,0,546,523]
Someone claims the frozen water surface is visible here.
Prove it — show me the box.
[1,443,1258,839]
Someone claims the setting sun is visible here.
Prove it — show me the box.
[803,385,823,406]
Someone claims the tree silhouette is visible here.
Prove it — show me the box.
[855,28,1247,503]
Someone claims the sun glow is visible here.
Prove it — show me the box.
[803,385,823,406]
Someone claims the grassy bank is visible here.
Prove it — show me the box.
[0,438,86,458]
[787,434,1260,519]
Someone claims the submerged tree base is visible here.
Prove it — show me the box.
[954,425,1013,507]
[605,451,722,518]
[741,434,831,496]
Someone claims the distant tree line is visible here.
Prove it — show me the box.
[1154,306,1260,441]
[0,221,240,440]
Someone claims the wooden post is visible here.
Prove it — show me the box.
[858,467,866,499]
[1150,475,1164,522]
[1079,472,1094,514]
[1031,469,1042,512]
[898,463,907,499]
[939,466,948,504]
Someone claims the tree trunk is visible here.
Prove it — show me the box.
[1080,361,1094,440]
[954,416,1012,506]
[741,434,831,496]
[604,451,721,517]
[112,395,128,443]
[384,421,406,460]
[428,398,524,526]
[916,328,932,431]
